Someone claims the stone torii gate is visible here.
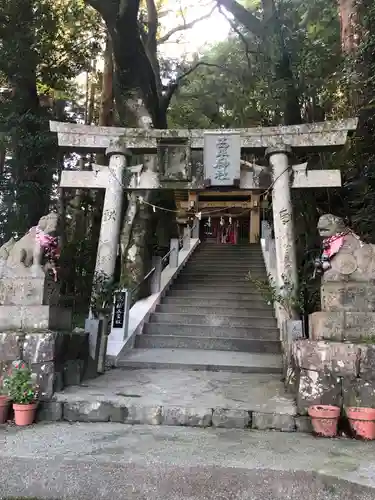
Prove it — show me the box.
[50,119,358,295]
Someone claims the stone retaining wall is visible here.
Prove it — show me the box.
[291,339,375,413]
[0,331,96,400]
[36,400,311,432]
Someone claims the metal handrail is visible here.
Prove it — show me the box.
[190,219,198,235]
[162,249,172,263]
[130,266,156,295]
[130,220,198,294]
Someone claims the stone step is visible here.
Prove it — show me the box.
[165,292,271,305]
[189,254,263,258]
[145,322,278,339]
[149,312,277,329]
[194,252,262,255]
[174,282,265,290]
[192,250,263,255]
[50,369,297,431]
[193,258,263,262]
[169,284,266,294]
[117,348,283,374]
[193,247,262,253]
[196,247,262,253]
[156,304,275,318]
[192,249,263,253]
[189,256,264,262]
[182,267,265,273]
[176,276,266,284]
[161,297,274,309]
[186,265,265,272]
[185,261,264,267]
[170,282,263,290]
[197,245,261,249]
[186,263,264,269]
[181,268,266,274]
[135,334,281,353]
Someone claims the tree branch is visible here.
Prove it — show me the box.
[158,6,216,44]
[145,0,158,45]
[218,5,260,69]
[261,0,276,22]
[161,61,236,113]
[143,0,162,97]
[84,0,114,21]
[216,0,263,37]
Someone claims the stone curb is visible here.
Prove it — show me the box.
[36,401,308,433]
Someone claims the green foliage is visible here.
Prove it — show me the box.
[0,0,104,242]
[246,271,305,318]
[2,362,39,404]
[169,0,344,128]
[0,0,103,92]
[333,3,375,243]
[90,271,118,317]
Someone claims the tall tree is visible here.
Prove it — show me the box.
[0,0,103,240]
[83,0,216,294]
[216,0,301,124]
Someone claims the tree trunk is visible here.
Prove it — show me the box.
[99,35,114,128]
[87,59,97,125]
[97,34,114,166]
[338,0,358,54]
[85,0,173,297]
[10,49,53,232]
[119,109,162,298]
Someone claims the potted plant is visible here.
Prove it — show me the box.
[3,361,39,426]
[346,406,375,440]
[308,405,340,437]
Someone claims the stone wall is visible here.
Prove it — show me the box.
[291,340,375,413]
[0,331,95,400]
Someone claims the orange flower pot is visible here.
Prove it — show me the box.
[347,407,375,440]
[308,405,340,437]
[13,402,38,426]
[0,395,10,424]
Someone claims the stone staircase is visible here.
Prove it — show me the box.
[49,243,296,430]
[118,243,282,374]
[50,243,297,432]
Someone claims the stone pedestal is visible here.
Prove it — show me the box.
[308,232,375,342]
[321,282,375,312]
[0,305,71,330]
[0,269,72,331]
[292,340,375,414]
[296,223,375,412]
[0,331,91,400]
[0,277,46,305]
[310,311,375,341]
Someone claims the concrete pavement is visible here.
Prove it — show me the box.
[46,369,298,431]
[1,423,375,499]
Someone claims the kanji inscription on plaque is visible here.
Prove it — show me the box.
[204,132,241,186]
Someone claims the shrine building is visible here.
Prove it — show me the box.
[175,189,262,245]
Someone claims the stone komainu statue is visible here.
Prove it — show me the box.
[0,212,59,277]
[314,213,375,281]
